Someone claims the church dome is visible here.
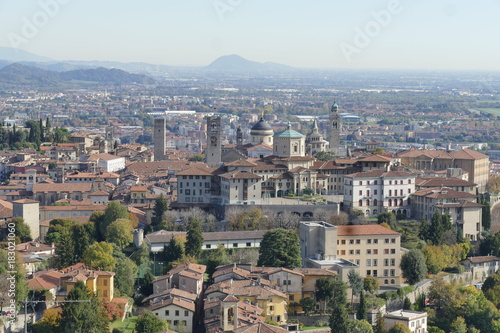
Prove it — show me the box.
[251,117,273,132]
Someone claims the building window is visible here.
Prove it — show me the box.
[367,259,371,267]
[384,259,389,266]
[185,311,189,316]
[175,310,180,316]
[373,239,378,244]
[356,239,360,244]
[246,242,251,247]
[391,249,396,254]
[390,269,395,276]
[391,238,396,244]
[373,270,378,277]
[290,295,295,301]
[367,270,371,275]
[350,240,354,244]
[341,240,346,244]
[391,259,396,266]
[206,244,211,249]
[384,269,389,277]
[367,239,372,244]
[270,306,274,311]
[341,250,346,255]
[356,250,360,255]
[384,249,390,254]
[373,259,378,266]
[174,320,179,326]
[359,200,363,207]
[367,249,371,255]
[385,239,390,244]
[349,250,354,255]
[233,243,238,248]
[165,310,169,316]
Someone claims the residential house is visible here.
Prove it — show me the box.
[384,310,428,333]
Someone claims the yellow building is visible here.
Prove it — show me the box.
[56,263,115,302]
[204,279,288,325]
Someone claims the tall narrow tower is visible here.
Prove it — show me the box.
[153,117,166,161]
[236,126,243,147]
[206,117,222,167]
[329,101,341,155]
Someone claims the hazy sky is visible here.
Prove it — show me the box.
[1,0,499,70]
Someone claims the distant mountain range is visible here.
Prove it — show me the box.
[205,54,294,72]
[0,46,53,62]
[0,46,296,79]
[0,63,156,87]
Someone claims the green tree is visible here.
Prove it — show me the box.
[374,310,386,333]
[348,269,363,304]
[53,227,76,269]
[450,317,467,333]
[480,232,500,256]
[257,229,301,268]
[315,151,336,161]
[388,323,411,333]
[105,218,133,249]
[348,319,374,333]
[378,211,397,230]
[60,281,109,333]
[205,244,231,281]
[329,303,349,333]
[135,311,169,333]
[419,216,430,241]
[315,277,335,313]
[151,194,169,232]
[12,217,32,242]
[82,242,116,271]
[357,291,367,320]
[97,201,129,241]
[481,195,492,231]
[299,297,316,315]
[363,275,380,294]
[185,218,203,259]
[113,247,138,297]
[403,296,411,310]
[400,249,427,285]
[131,241,151,267]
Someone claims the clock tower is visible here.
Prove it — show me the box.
[206,116,222,167]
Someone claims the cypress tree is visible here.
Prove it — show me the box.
[357,291,367,320]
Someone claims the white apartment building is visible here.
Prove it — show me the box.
[87,153,126,173]
[384,310,428,333]
[176,165,215,204]
[344,170,416,218]
[219,170,262,205]
[149,297,195,333]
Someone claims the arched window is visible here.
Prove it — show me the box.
[391,279,395,284]
[400,199,404,206]
[374,199,378,206]
[385,279,389,285]
[388,199,392,207]
[359,200,363,207]
[366,199,370,206]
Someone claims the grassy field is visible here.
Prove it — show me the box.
[110,316,137,332]
[478,108,500,116]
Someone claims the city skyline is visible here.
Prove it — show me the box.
[0,0,499,70]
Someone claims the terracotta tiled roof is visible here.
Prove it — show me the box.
[12,199,39,204]
[219,170,261,179]
[465,256,500,264]
[176,165,217,176]
[148,296,195,312]
[233,322,288,333]
[412,187,477,199]
[33,183,92,193]
[225,160,258,167]
[359,155,392,162]
[87,153,122,161]
[28,270,63,290]
[416,177,476,188]
[346,170,413,179]
[142,288,197,304]
[336,224,399,236]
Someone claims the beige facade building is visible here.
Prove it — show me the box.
[397,148,489,192]
[300,221,402,286]
[411,187,482,240]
